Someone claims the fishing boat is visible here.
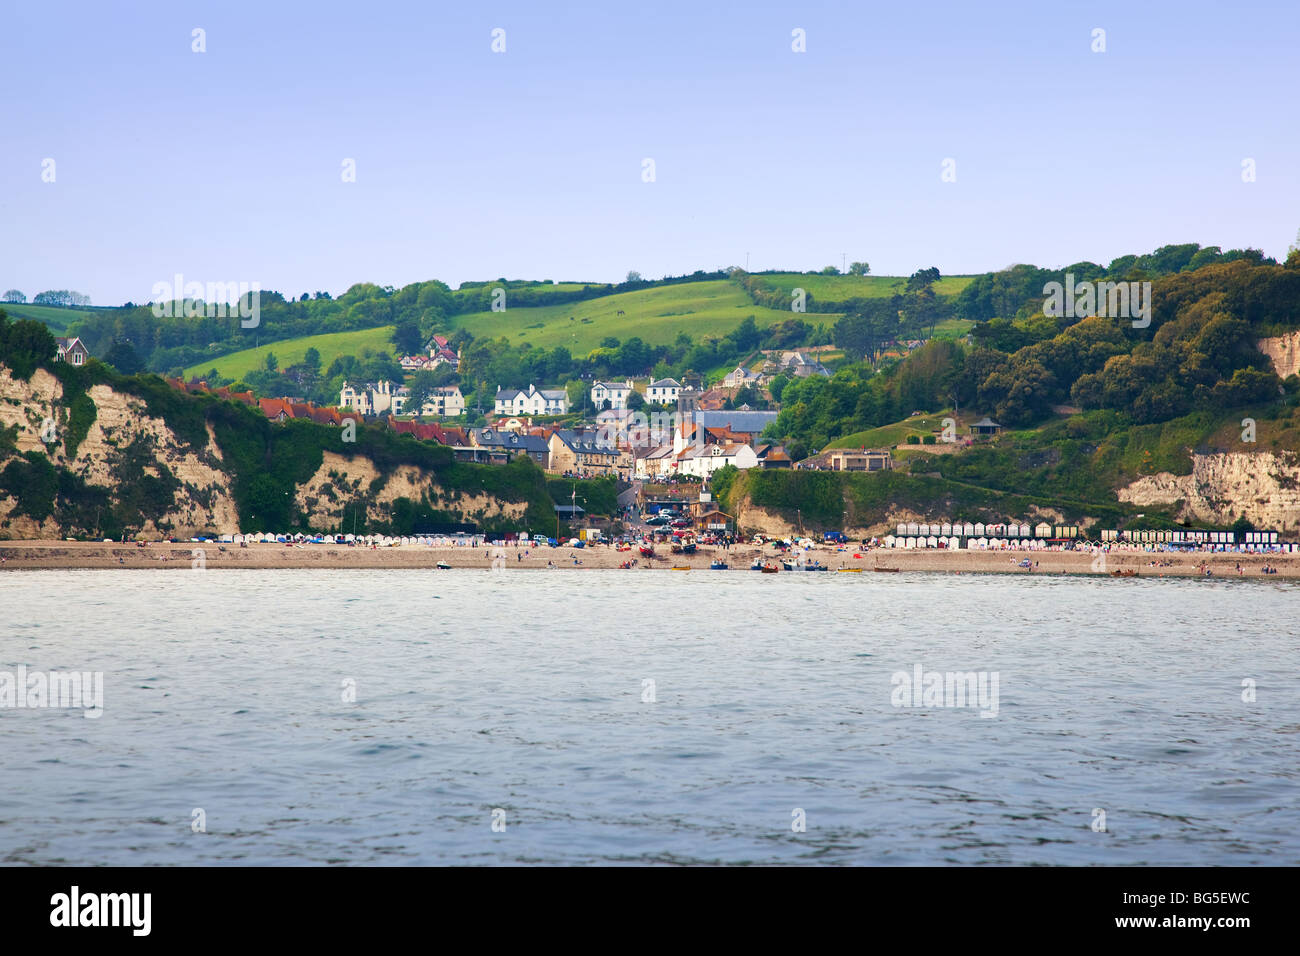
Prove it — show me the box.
[750,559,765,571]
[760,563,780,573]
[710,559,728,570]
[436,560,452,570]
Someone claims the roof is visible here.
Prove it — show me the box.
[648,378,681,388]
[552,429,620,455]
[692,410,778,433]
[554,504,585,515]
[971,417,1001,428]
[473,428,549,453]
[592,380,631,391]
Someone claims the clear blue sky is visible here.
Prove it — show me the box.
[3,0,1297,306]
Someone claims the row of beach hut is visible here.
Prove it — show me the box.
[894,522,1080,539]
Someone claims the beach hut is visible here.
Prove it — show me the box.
[917,523,929,537]
[926,536,938,549]
[884,535,896,548]
[1035,522,1052,538]
[976,537,988,549]
[904,537,916,549]
[1017,524,1030,538]
[973,523,985,537]
[961,522,975,537]
[940,523,952,537]
[907,522,920,537]
[896,523,907,537]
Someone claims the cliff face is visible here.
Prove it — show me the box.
[1119,451,1300,531]
[0,366,532,539]
[1256,332,1300,380]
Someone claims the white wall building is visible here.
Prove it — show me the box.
[591,380,634,411]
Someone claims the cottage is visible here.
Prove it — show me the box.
[644,378,681,405]
[494,384,569,417]
[590,380,634,411]
[470,427,550,467]
[55,337,89,366]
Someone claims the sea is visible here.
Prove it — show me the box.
[1,569,1296,865]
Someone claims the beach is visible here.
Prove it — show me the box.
[0,539,1296,577]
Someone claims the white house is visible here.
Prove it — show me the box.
[339,380,398,415]
[676,442,760,479]
[644,378,681,405]
[494,384,569,417]
[591,380,634,411]
[393,385,465,418]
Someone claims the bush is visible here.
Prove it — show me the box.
[906,435,921,444]
[921,435,937,445]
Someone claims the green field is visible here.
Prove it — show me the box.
[451,280,829,354]
[184,325,397,380]
[827,411,964,449]
[0,303,103,334]
[755,273,977,301]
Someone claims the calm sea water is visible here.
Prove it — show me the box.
[1,569,1296,866]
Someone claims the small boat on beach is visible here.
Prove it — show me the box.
[671,565,690,571]
[639,544,655,557]
[1111,569,1138,577]
[710,560,728,570]
[750,559,765,571]
[760,563,780,573]
[837,568,862,573]
[873,567,899,573]
[436,560,452,570]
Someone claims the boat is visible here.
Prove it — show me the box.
[750,559,765,571]
[671,565,690,571]
[639,544,655,557]
[710,560,728,570]
[873,567,899,573]
[436,560,452,570]
[1111,569,1138,577]
[681,542,697,555]
[837,568,862,573]
[760,563,780,573]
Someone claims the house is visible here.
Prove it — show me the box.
[339,380,398,416]
[754,443,793,469]
[827,449,893,472]
[494,384,569,417]
[426,335,460,369]
[676,442,760,479]
[394,386,465,418]
[691,410,779,444]
[547,429,630,477]
[55,337,89,366]
[258,398,294,422]
[721,366,760,388]
[694,509,733,533]
[590,380,634,411]
[970,417,1002,437]
[644,378,681,405]
[470,427,550,467]
[777,351,830,378]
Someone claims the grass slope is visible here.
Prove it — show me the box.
[184,326,397,380]
[754,273,977,301]
[450,280,828,353]
[2,303,103,334]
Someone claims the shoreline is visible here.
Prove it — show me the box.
[0,540,1296,578]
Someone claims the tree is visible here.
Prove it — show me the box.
[264,352,278,372]
[848,262,870,276]
[821,265,840,275]
[104,341,144,375]
[626,389,646,411]
[404,369,440,417]
[1,290,24,304]
[391,318,423,356]
[303,347,322,372]
[0,312,57,378]
[626,271,643,282]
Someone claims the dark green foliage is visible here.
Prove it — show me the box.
[0,452,58,521]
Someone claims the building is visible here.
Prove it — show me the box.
[494,384,569,417]
[644,378,681,405]
[721,366,760,388]
[676,442,760,479]
[827,449,893,472]
[393,385,464,418]
[590,380,634,411]
[55,337,89,366]
[339,380,399,416]
[776,351,830,378]
[547,429,629,477]
[470,427,550,467]
[970,417,1002,437]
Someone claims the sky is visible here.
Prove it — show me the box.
[2,0,1298,306]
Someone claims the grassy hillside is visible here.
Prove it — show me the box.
[450,280,825,353]
[2,303,102,334]
[184,325,397,380]
[754,273,977,301]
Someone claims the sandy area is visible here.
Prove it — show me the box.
[0,540,1296,578]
